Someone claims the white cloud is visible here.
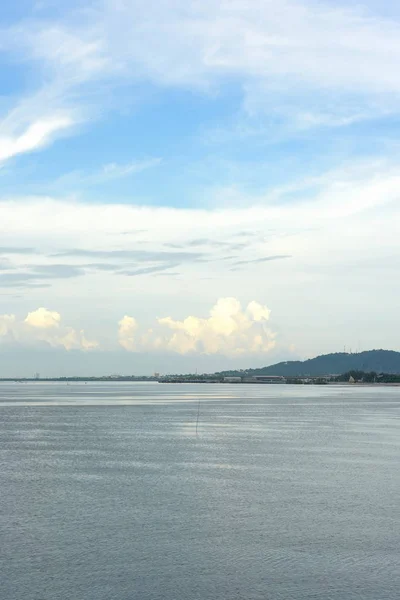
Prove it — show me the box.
[0,157,400,359]
[0,20,109,165]
[0,314,16,337]
[97,0,400,123]
[101,159,162,179]
[56,328,98,352]
[119,297,276,356]
[25,307,61,329]
[0,1,399,367]
[0,307,98,351]
[0,116,73,163]
[1,0,400,167]
[26,25,109,79]
[118,315,138,351]
[156,297,276,355]
[247,301,271,322]
[51,158,162,190]
[0,157,399,263]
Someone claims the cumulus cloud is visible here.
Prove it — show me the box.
[246,301,271,322]
[118,315,138,351]
[0,307,98,351]
[1,159,400,360]
[25,307,61,329]
[119,298,276,356]
[0,314,16,337]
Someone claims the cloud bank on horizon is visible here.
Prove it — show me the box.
[0,0,399,375]
[1,298,274,358]
[0,307,97,351]
[118,298,275,355]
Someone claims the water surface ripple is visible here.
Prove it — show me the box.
[1,382,399,600]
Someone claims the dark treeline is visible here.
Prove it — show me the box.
[336,371,400,383]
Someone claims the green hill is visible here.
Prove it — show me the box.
[216,350,400,377]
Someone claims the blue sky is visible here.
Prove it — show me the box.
[0,0,400,375]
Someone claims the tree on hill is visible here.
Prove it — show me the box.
[214,350,400,378]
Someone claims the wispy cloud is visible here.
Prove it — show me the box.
[0,154,399,360]
[101,159,161,179]
[1,0,400,168]
[97,0,400,127]
[52,248,207,262]
[52,158,162,189]
[0,18,110,165]
[231,255,292,267]
[0,268,83,289]
[0,157,399,291]
[164,238,249,251]
[0,116,73,163]
[120,263,180,277]
[0,247,35,254]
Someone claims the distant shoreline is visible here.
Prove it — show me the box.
[1,379,400,387]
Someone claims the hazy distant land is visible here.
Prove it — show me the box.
[2,349,400,384]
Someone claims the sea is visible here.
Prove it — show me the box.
[1,382,399,600]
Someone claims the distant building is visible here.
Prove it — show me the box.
[223,376,242,383]
[243,375,286,384]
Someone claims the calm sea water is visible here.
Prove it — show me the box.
[1,382,399,600]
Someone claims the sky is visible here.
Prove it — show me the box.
[1,0,400,376]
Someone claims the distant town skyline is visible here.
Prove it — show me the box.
[1,0,400,376]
